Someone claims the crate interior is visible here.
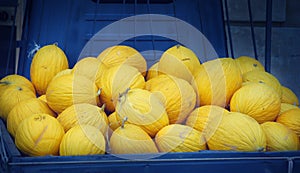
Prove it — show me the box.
[17,0,226,78]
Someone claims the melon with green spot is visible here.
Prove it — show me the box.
[242,70,282,98]
[0,85,36,121]
[235,56,265,75]
[0,74,35,93]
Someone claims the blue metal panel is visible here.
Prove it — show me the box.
[293,158,300,173]
[8,159,289,173]
[0,26,15,78]
[0,0,18,6]
[5,151,299,173]
[17,0,227,78]
[0,0,17,78]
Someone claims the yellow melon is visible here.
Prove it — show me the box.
[46,74,100,113]
[207,112,266,151]
[155,124,206,152]
[145,74,196,124]
[38,94,47,103]
[242,70,282,98]
[0,85,36,121]
[158,45,201,83]
[57,103,108,135]
[280,103,298,115]
[51,69,73,81]
[73,57,108,82]
[185,105,229,140]
[116,88,169,137]
[30,44,69,95]
[192,58,242,107]
[235,56,265,75]
[276,109,300,137]
[281,86,299,106]
[108,112,122,131]
[146,62,160,81]
[261,122,299,151]
[110,124,158,154]
[7,98,56,137]
[59,124,106,156]
[96,64,145,112]
[15,114,65,156]
[230,83,281,123]
[0,74,35,93]
[97,45,147,75]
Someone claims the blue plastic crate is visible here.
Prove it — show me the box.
[1,0,299,173]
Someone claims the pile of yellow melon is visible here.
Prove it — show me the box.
[0,43,299,157]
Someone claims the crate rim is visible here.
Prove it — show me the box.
[1,119,300,165]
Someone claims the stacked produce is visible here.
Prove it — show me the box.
[0,43,299,157]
